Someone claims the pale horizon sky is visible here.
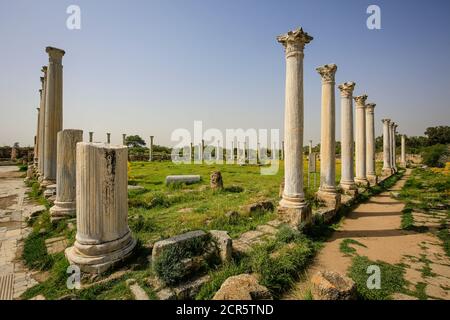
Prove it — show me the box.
[1,0,449,147]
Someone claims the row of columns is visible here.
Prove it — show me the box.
[277,27,398,225]
[382,119,405,173]
[29,47,136,274]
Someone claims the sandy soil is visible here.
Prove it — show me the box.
[285,169,450,300]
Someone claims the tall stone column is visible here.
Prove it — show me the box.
[392,123,398,171]
[34,107,40,166]
[365,103,377,184]
[89,132,94,142]
[149,136,154,161]
[354,95,368,186]
[281,141,284,160]
[42,47,65,187]
[316,64,340,208]
[381,119,392,175]
[38,68,47,177]
[50,129,83,219]
[338,82,357,194]
[400,134,406,167]
[276,28,313,226]
[65,143,136,273]
[107,133,111,144]
[122,134,126,145]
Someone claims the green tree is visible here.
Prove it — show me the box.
[424,126,450,146]
[125,135,146,148]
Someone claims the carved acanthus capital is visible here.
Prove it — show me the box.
[365,103,376,114]
[338,82,356,97]
[382,118,391,125]
[316,64,337,83]
[353,94,368,107]
[46,46,65,62]
[277,28,313,57]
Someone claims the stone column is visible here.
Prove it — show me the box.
[276,28,313,226]
[122,134,126,146]
[42,47,65,187]
[365,103,377,184]
[10,146,17,161]
[38,68,47,177]
[34,107,40,166]
[392,123,398,171]
[201,139,205,162]
[281,141,284,160]
[65,143,136,273]
[50,129,83,219]
[107,133,111,144]
[309,140,313,154]
[338,82,357,195]
[149,136,154,161]
[89,132,94,142]
[354,95,368,186]
[400,134,406,167]
[381,119,392,175]
[190,142,194,162]
[316,64,340,208]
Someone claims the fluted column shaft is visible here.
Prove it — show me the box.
[50,129,83,218]
[34,107,40,165]
[401,135,406,167]
[392,124,398,171]
[277,28,312,213]
[38,69,47,175]
[65,143,136,273]
[149,136,154,161]
[339,82,356,191]
[354,95,368,185]
[382,119,392,174]
[42,47,65,185]
[365,103,376,181]
[317,64,337,194]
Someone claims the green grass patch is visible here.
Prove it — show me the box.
[348,255,407,300]
[339,238,367,257]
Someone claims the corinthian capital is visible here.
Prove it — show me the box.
[365,103,376,113]
[316,64,337,83]
[46,46,65,62]
[338,82,355,97]
[382,118,391,124]
[277,28,313,57]
[353,95,368,106]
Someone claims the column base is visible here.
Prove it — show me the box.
[40,179,55,188]
[354,177,369,187]
[43,184,57,198]
[50,201,76,219]
[278,195,311,228]
[316,189,341,210]
[65,231,137,274]
[339,182,358,196]
[367,174,378,186]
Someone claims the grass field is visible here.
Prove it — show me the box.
[127,160,383,242]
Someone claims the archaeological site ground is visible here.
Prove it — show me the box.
[0,0,449,315]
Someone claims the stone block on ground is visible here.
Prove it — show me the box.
[243,200,274,215]
[45,236,68,254]
[210,230,232,263]
[210,171,223,190]
[310,271,356,300]
[165,175,201,185]
[126,278,149,300]
[213,274,272,300]
[152,230,208,261]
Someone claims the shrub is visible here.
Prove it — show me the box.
[421,144,449,168]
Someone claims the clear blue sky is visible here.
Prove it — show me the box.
[1,0,449,147]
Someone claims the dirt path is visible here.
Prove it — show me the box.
[0,166,41,299]
[286,169,450,300]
